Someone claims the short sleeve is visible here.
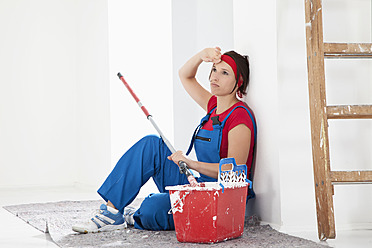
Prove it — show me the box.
[225,107,254,135]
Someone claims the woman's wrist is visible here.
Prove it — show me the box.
[186,159,199,171]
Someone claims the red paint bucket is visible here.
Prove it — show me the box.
[166,182,248,243]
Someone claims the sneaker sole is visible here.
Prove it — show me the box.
[72,222,127,234]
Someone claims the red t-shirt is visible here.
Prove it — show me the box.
[202,96,255,174]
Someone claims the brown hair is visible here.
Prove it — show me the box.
[223,51,250,97]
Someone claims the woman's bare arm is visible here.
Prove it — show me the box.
[178,47,221,111]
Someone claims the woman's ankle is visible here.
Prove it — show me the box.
[107,200,117,210]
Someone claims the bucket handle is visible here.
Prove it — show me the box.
[218,158,252,193]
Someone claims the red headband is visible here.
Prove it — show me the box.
[221,54,243,89]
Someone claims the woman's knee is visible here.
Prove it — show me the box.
[138,135,161,145]
[133,135,165,155]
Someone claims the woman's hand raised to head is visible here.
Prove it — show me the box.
[200,47,222,63]
[178,47,220,111]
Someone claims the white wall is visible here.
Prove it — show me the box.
[233,0,281,228]
[0,0,173,194]
[276,0,318,231]
[107,0,174,196]
[0,0,110,189]
[172,0,234,154]
[74,0,111,189]
[108,0,173,166]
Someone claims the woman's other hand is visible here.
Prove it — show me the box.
[167,150,194,168]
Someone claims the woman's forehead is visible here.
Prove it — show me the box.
[214,61,233,72]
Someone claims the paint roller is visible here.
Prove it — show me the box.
[117,72,198,187]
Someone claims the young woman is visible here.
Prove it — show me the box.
[72,47,256,233]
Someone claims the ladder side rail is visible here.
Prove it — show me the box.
[305,0,336,240]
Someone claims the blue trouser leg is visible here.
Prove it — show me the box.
[133,193,175,230]
[97,135,190,230]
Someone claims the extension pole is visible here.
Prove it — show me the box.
[117,72,197,187]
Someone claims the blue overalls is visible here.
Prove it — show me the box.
[186,105,257,198]
[97,105,256,231]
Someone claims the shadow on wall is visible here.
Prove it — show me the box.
[246,173,277,224]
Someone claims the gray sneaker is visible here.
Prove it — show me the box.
[123,206,137,226]
[72,204,127,233]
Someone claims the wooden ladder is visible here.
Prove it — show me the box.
[304,0,372,240]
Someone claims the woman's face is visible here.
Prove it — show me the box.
[209,61,236,96]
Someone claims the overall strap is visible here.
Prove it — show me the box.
[221,105,257,142]
[186,107,216,156]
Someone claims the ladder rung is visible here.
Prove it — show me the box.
[324,43,372,58]
[327,105,372,119]
[330,171,372,183]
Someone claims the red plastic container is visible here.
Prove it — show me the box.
[166,182,248,243]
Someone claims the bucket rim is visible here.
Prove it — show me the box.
[165,181,248,192]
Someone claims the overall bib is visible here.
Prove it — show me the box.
[187,105,257,199]
[97,105,256,231]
